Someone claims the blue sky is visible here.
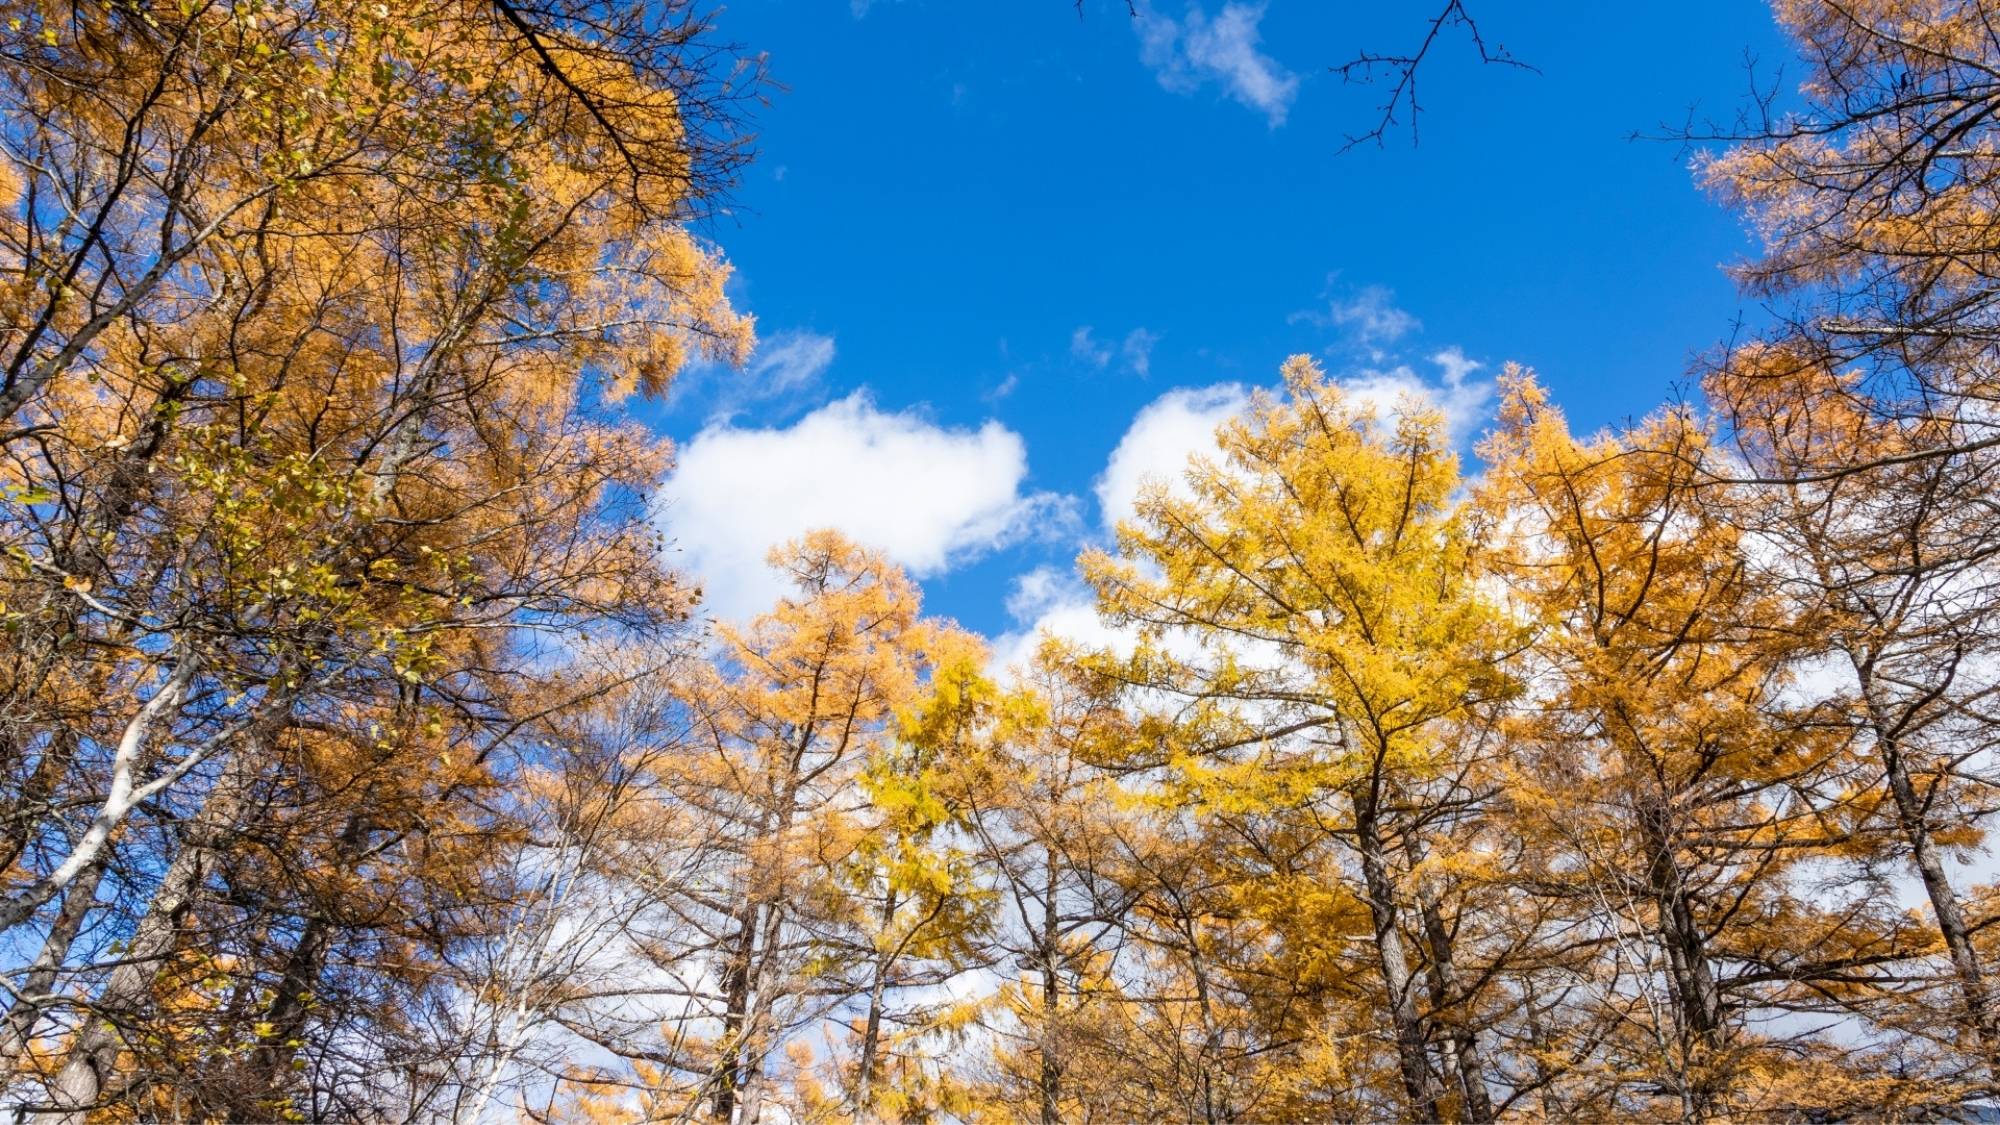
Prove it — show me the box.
[645,0,1796,647]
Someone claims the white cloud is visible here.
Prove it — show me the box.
[1073,326,1160,376]
[678,327,832,415]
[996,353,1493,676]
[746,329,835,395]
[1136,2,1299,127]
[1431,343,1481,387]
[1340,347,1494,443]
[996,286,1497,688]
[1071,326,1112,368]
[1430,346,1494,433]
[1005,565,1078,624]
[1312,284,1421,345]
[991,565,1128,680]
[659,393,1072,621]
[1094,383,1250,531]
[990,557,1283,687]
[1284,277,1492,434]
[1090,349,1491,539]
[991,384,1256,678]
[1122,328,1161,377]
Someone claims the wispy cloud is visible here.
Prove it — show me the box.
[1121,328,1161,377]
[746,329,836,395]
[1072,325,1160,375]
[1136,2,1299,127]
[1293,278,1494,437]
[1071,325,1112,368]
[1292,283,1421,346]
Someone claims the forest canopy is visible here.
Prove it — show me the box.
[1,0,1999,1122]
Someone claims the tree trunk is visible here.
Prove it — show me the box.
[853,888,898,1115]
[0,654,200,937]
[733,893,789,1125]
[711,899,759,1122]
[1037,856,1061,1125]
[238,914,332,1110]
[29,754,252,1123]
[233,812,373,1112]
[1862,672,2000,1076]
[1404,833,1493,1123]
[0,371,187,838]
[0,854,108,1083]
[1638,795,1723,1120]
[1353,788,1441,1122]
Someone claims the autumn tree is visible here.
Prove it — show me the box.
[951,643,1137,1125]
[836,629,998,1120]
[1479,370,1948,1118]
[1699,0,2000,1095]
[1078,355,1521,1121]
[1700,0,2000,406]
[425,639,728,1122]
[0,0,755,1116]
[601,531,966,1124]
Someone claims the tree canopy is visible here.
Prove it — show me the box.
[4,0,2000,1121]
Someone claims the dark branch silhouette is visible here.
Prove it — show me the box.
[1075,1,1532,148]
[1333,0,1536,150]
